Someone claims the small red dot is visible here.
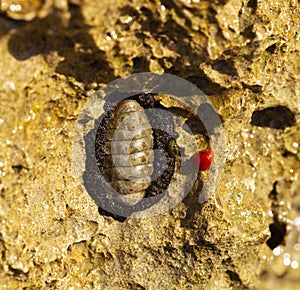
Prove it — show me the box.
[192,149,214,171]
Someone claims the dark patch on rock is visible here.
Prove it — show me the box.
[267,181,287,249]
[212,60,238,77]
[266,222,287,249]
[251,106,296,129]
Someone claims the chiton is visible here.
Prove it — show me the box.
[102,99,154,205]
[94,93,183,219]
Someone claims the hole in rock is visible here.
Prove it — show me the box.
[266,222,287,249]
[251,106,296,129]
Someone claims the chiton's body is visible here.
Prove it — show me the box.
[103,100,154,205]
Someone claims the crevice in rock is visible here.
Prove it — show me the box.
[240,24,256,39]
[225,269,250,289]
[211,60,238,77]
[226,270,242,283]
[250,106,296,129]
[266,181,287,249]
[242,82,263,93]
[266,43,277,54]
[247,0,258,11]
[266,222,287,250]
[127,282,146,290]
[185,74,225,95]
[12,164,24,174]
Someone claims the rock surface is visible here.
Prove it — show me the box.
[0,0,299,289]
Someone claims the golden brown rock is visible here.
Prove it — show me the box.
[0,0,299,289]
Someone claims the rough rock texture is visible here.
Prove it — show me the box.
[0,0,299,289]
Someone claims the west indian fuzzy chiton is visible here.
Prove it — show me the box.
[101,99,154,206]
[94,93,179,217]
